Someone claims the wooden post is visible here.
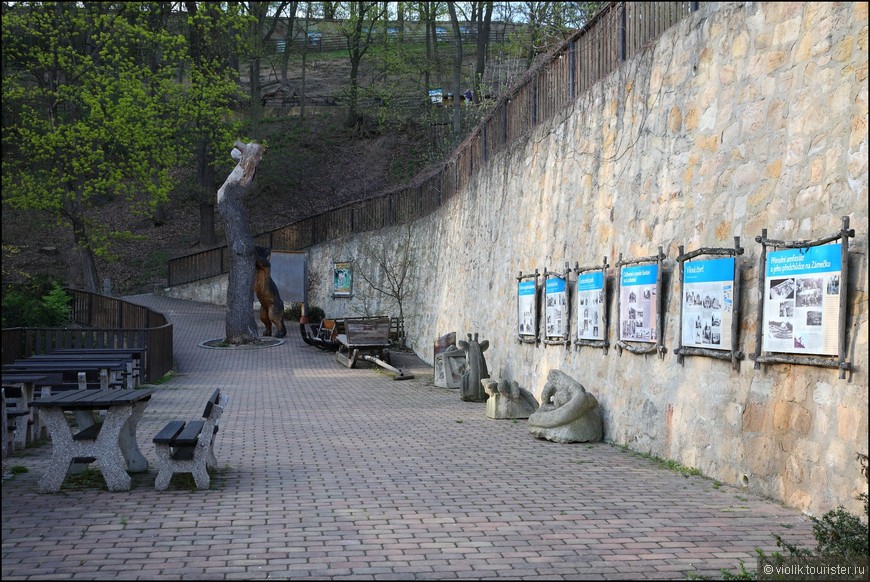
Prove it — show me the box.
[616,252,623,356]
[753,229,768,369]
[731,236,743,371]
[676,245,685,365]
[838,216,851,379]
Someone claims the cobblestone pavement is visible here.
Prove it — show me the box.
[2,294,816,580]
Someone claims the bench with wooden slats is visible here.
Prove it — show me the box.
[153,389,227,490]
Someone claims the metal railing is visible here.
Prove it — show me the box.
[168,2,699,287]
[1,289,173,384]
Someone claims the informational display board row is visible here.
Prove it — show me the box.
[516,240,848,363]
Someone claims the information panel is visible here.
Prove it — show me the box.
[681,257,734,350]
[620,264,658,343]
[544,275,568,339]
[576,271,605,341]
[762,244,841,355]
[517,279,537,337]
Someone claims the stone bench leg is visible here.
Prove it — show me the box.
[153,444,210,491]
[37,407,132,493]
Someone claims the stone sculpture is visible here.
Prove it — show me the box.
[457,333,489,402]
[253,246,287,338]
[482,378,538,420]
[434,345,467,388]
[528,369,602,443]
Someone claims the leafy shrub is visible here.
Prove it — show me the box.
[2,279,72,328]
[283,303,324,323]
[283,302,303,321]
[718,453,869,579]
[307,306,325,323]
[810,505,869,557]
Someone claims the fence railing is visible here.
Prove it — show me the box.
[1,289,174,384]
[168,2,699,288]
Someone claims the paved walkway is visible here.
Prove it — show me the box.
[2,294,816,580]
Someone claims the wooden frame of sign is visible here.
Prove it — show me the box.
[615,247,667,359]
[517,269,540,344]
[751,216,855,379]
[542,263,572,348]
[674,237,745,370]
[573,257,610,353]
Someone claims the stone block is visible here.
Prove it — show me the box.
[483,379,537,420]
[434,345,466,389]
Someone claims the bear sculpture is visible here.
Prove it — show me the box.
[254,246,287,338]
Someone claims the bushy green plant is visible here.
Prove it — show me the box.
[2,279,72,328]
[717,453,869,579]
[307,306,325,323]
[283,302,303,321]
[282,303,324,323]
[809,505,869,557]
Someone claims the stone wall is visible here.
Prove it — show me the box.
[306,2,869,515]
[163,274,228,305]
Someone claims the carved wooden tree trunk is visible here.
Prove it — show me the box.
[216,141,266,344]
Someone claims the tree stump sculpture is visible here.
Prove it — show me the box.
[216,141,266,344]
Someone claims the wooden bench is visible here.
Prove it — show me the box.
[153,389,227,490]
[335,316,392,368]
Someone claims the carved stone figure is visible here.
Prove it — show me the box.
[253,246,286,338]
[457,333,489,402]
[528,369,602,443]
[483,378,538,420]
[434,345,466,388]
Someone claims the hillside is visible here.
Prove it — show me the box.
[2,39,532,296]
[1,110,424,295]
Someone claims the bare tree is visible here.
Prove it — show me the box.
[341,1,387,130]
[474,1,494,101]
[447,2,463,139]
[354,223,413,346]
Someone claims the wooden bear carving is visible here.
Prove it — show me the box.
[254,246,286,338]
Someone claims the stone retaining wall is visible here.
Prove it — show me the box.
[307,2,869,515]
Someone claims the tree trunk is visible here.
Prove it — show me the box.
[78,246,100,293]
[475,1,493,100]
[448,3,463,139]
[67,198,100,292]
[216,141,266,344]
[197,140,216,245]
[249,57,262,135]
[199,203,216,246]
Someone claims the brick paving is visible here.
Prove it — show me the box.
[2,294,816,580]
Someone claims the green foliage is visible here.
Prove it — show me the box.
[615,443,703,477]
[283,303,324,323]
[2,2,247,287]
[810,506,869,557]
[2,279,72,328]
[719,558,756,580]
[307,306,325,323]
[717,454,869,579]
[283,302,303,321]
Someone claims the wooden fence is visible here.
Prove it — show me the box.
[1,289,174,384]
[168,2,699,287]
